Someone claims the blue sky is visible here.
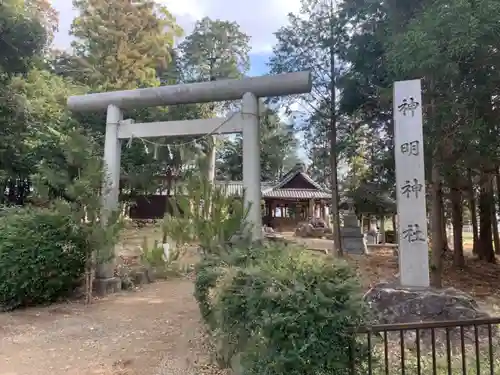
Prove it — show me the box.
[248,53,271,76]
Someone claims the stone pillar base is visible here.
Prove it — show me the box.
[93,277,122,296]
[341,212,368,254]
[341,236,367,254]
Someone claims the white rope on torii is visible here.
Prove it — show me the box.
[67,71,312,242]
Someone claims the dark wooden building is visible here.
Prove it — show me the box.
[127,167,331,232]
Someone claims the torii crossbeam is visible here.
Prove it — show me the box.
[67,71,312,242]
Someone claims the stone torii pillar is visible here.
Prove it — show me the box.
[67,72,312,243]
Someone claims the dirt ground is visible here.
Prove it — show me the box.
[0,224,222,375]
[291,236,500,313]
[0,279,226,375]
[2,225,498,375]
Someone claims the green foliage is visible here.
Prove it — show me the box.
[197,243,368,375]
[140,237,165,268]
[171,171,369,375]
[346,182,396,215]
[0,0,48,75]
[194,253,226,326]
[193,244,281,327]
[33,125,123,304]
[159,174,368,374]
[337,0,500,178]
[161,214,193,247]
[140,237,181,268]
[335,0,500,262]
[165,174,250,254]
[0,207,86,310]
[70,0,182,90]
[269,0,345,185]
[35,126,123,264]
[178,16,251,82]
[217,106,301,181]
[0,68,86,205]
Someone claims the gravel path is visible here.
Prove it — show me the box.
[0,280,225,375]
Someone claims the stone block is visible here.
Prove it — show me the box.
[93,277,122,296]
[131,270,149,286]
[341,236,367,254]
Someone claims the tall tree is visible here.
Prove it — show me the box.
[70,0,182,91]
[269,0,345,254]
[178,17,251,83]
[0,0,48,75]
[177,17,251,182]
[67,0,210,198]
[338,0,500,285]
[0,0,59,204]
[386,0,500,270]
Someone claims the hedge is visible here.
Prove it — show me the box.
[0,207,87,310]
[194,243,369,375]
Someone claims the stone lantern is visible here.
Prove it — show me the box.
[340,198,367,254]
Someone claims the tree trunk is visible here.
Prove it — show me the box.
[380,216,386,243]
[467,169,479,254]
[450,186,465,268]
[162,167,174,244]
[477,172,495,263]
[491,201,500,255]
[495,168,500,254]
[430,163,443,288]
[329,41,342,256]
[440,195,450,254]
[392,214,398,243]
[207,136,217,183]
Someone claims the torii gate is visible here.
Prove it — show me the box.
[67,71,312,243]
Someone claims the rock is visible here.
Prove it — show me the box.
[310,217,327,228]
[262,225,285,242]
[365,232,378,245]
[262,225,275,234]
[364,282,493,346]
[294,221,326,238]
[364,283,488,323]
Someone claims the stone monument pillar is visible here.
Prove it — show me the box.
[366,216,379,245]
[341,200,367,254]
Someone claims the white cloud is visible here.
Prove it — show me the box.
[50,0,301,53]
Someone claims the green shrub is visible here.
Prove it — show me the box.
[181,173,369,374]
[194,254,226,327]
[140,237,167,268]
[210,247,369,375]
[193,242,289,327]
[0,207,86,310]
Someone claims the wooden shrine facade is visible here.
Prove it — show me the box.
[126,168,331,232]
[218,168,331,232]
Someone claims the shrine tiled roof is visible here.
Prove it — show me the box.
[272,170,325,191]
[215,168,330,200]
[262,188,331,199]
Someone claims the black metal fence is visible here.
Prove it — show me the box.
[350,317,500,375]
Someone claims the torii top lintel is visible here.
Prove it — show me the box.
[67,71,312,112]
